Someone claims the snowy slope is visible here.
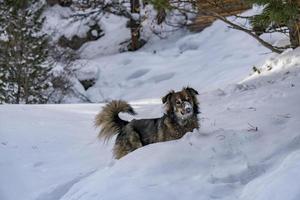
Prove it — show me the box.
[0,104,112,200]
[43,7,280,103]
[1,48,300,200]
[76,18,272,103]
[43,6,284,103]
[61,49,300,200]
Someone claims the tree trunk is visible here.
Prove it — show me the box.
[288,19,300,49]
[130,0,140,51]
[16,70,21,104]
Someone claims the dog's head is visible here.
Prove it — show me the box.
[162,87,199,120]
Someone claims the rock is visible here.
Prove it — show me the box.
[58,24,104,50]
[80,79,96,90]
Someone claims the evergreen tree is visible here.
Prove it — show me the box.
[248,0,300,48]
[0,0,51,104]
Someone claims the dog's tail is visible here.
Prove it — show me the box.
[95,100,136,142]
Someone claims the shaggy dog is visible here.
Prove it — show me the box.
[95,87,200,159]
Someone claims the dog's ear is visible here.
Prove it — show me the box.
[162,90,174,104]
[184,87,199,96]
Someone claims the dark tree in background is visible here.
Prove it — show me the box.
[0,0,51,104]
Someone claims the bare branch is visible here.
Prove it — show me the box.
[70,2,134,20]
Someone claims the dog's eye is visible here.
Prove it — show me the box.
[176,100,181,105]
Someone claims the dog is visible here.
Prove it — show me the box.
[95,87,200,159]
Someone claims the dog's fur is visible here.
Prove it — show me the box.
[95,87,200,159]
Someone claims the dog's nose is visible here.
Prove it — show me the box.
[186,107,192,113]
[183,102,192,114]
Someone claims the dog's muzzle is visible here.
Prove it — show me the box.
[177,101,192,117]
[183,101,193,114]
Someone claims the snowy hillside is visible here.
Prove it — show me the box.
[43,6,275,103]
[1,47,300,200]
[73,17,272,103]
[1,6,300,200]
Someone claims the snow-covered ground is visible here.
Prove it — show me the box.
[2,48,300,200]
[1,47,300,200]
[1,6,300,200]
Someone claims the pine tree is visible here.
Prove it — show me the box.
[0,0,51,104]
[248,0,300,48]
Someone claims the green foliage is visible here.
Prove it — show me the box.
[148,0,172,11]
[247,0,300,48]
[248,0,299,29]
[0,0,51,104]
[5,0,29,10]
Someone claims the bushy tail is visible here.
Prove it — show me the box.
[95,100,136,142]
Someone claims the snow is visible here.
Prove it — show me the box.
[1,5,300,200]
[78,14,130,58]
[2,47,300,199]
[75,8,285,103]
[241,150,300,200]
[0,104,112,200]
[43,5,130,57]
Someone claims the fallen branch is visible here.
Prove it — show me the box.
[247,123,258,132]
